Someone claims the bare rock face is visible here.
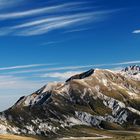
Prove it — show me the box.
[122,65,140,74]
[121,65,140,81]
[66,69,94,82]
[0,67,140,136]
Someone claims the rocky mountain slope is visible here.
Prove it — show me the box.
[0,66,140,137]
[121,65,140,81]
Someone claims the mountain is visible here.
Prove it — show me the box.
[0,66,140,138]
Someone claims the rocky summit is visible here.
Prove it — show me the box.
[0,66,140,137]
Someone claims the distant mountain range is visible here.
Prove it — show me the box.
[0,65,140,137]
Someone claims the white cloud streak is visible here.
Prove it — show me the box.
[3,60,140,74]
[13,13,95,29]
[41,71,82,80]
[64,28,90,33]
[3,65,94,74]
[0,11,107,36]
[0,0,113,36]
[110,60,140,65]
[0,63,55,71]
[132,30,140,34]
[17,16,92,36]
[0,3,80,19]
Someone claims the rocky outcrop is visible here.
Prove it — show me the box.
[66,69,94,82]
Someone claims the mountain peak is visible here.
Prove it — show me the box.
[66,69,94,82]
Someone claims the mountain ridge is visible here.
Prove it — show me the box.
[0,66,140,137]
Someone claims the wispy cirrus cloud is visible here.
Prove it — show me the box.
[64,28,91,33]
[0,1,115,36]
[110,60,140,65]
[0,3,74,19]
[16,16,93,36]
[3,65,94,74]
[2,60,140,75]
[0,12,105,36]
[12,12,97,29]
[0,63,55,71]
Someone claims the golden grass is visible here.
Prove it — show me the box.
[0,134,38,140]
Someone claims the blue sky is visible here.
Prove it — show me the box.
[0,0,140,111]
